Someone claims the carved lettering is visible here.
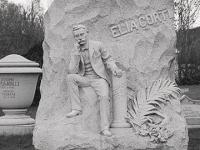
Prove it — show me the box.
[0,78,19,99]
[130,20,138,31]
[2,90,15,99]
[153,12,162,23]
[163,9,173,19]
[125,21,131,32]
[0,78,19,88]
[139,16,147,28]
[159,10,167,21]
[110,9,172,38]
[146,14,154,25]
[119,22,129,35]
[110,25,121,38]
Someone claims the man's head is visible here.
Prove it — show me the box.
[73,24,88,45]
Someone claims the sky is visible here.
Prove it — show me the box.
[8,0,32,8]
[8,0,53,12]
[193,17,200,28]
[7,0,200,28]
[40,0,53,12]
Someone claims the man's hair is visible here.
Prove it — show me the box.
[72,24,88,32]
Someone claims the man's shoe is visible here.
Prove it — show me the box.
[66,110,81,118]
[101,129,112,137]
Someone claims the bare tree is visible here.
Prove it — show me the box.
[0,0,8,8]
[175,0,200,30]
[0,1,44,58]
[175,0,200,84]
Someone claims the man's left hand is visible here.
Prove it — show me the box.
[112,68,123,78]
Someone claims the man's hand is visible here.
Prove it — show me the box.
[72,43,81,55]
[112,68,123,78]
[74,42,80,51]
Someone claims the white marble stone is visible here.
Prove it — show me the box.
[0,54,42,135]
[33,0,188,149]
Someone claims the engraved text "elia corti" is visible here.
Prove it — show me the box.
[109,9,173,38]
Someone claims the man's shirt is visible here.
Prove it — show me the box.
[80,48,100,79]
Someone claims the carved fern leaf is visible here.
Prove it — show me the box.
[127,79,181,130]
[147,80,181,108]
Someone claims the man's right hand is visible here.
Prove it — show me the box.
[74,42,80,51]
[72,43,81,55]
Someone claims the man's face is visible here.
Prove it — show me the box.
[73,28,88,45]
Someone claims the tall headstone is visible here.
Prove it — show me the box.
[33,0,188,150]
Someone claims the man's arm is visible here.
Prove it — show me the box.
[99,43,122,77]
[68,49,80,74]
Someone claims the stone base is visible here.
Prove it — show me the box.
[110,122,131,128]
[0,109,35,135]
[0,124,34,136]
[110,127,134,135]
[33,123,188,150]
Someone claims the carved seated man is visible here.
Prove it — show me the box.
[66,24,122,136]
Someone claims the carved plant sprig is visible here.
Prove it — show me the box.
[127,79,181,143]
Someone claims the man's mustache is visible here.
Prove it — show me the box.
[78,39,86,43]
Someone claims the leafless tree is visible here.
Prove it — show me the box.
[0,0,44,58]
[175,0,200,84]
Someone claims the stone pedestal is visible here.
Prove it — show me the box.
[0,109,35,135]
[111,72,130,128]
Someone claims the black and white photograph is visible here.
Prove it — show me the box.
[0,0,200,149]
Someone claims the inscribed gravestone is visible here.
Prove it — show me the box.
[33,0,188,150]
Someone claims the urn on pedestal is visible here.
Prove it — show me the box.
[0,54,42,135]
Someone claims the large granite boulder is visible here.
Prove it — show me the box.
[33,0,188,149]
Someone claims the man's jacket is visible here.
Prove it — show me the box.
[68,40,117,85]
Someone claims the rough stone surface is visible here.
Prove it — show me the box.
[33,0,188,150]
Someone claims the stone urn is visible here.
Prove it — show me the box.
[0,54,42,135]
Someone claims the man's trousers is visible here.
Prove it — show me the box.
[67,74,110,131]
